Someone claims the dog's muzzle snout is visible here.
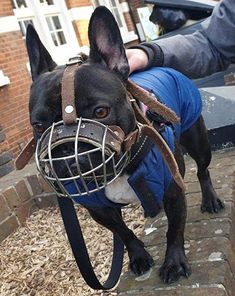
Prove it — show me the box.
[35,118,131,197]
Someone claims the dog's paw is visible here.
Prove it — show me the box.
[159,246,191,284]
[129,244,154,276]
[201,188,225,213]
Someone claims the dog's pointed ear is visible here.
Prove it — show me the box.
[26,24,57,81]
[88,6,129,81]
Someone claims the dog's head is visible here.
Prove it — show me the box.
[27,6,135,141]
[26,6,136,194]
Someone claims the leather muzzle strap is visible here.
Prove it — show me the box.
[61,60,80,125]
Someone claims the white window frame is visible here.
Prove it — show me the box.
[12,0,79,64]
[92,0,137,43]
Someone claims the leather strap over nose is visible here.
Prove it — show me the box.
[61,54,86,125]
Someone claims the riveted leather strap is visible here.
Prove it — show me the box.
[14,137,36,170]
[61,63,80,125]
[126,90,185,192]
[40,122,125,156]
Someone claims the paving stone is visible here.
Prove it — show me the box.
[118,261,234,295]
[118,286,227,296]
[0,215,19,243]
[3,186,21,210]
[15,179,32,202]
[186,187,233,208]
[187,202,233,223]
[0,193,11,222]
[143,218,232,247]
[147,237,235,274]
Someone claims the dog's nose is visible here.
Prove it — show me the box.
[33,122,45,133]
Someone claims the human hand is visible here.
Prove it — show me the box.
[126,48,148,74]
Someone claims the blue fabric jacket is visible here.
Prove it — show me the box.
[65,67,202,216]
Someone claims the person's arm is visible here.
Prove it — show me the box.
[127,0,235,79]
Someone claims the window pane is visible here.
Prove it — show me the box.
[112,8,122,27]
[18,19,33,36]
[46,17,53,30]
[51,32,58,46]
[57,31,66,45]
[12,0,27,8]
[39,0,54,4]
[52,16,62,30]
[110,0,116,7]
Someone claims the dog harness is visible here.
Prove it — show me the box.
[65,67,202,217]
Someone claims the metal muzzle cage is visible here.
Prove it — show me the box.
[36,118,130,198]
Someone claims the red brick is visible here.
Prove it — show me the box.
[15,198,38,225]
[15,179,32,201]
[26,175,43,196]
[0,214,19,243]
[38,174,54,193]
[3,186,21,210]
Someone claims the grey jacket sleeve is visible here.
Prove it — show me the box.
[154,0,235,79]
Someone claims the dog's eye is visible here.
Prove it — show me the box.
[94,107,110,119]
[33,123,45,133]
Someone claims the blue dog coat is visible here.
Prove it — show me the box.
[66,67,202,216]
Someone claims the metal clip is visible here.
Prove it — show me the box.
[66,55,83,66]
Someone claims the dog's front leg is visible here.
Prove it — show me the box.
[87,207,154,276]
[159,182,191,283]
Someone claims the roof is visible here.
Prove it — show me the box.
[145,0,215,11]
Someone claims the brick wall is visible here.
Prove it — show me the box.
[0,31,32,160]
[0,170,57,243]
[65,0,91,8]
[0,0,14,17]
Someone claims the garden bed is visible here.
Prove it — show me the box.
[0,204,145,296]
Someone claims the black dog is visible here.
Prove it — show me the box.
[26,6,224,284]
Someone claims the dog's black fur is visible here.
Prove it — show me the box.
[26,6,224,284]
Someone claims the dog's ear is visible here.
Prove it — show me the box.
[26,24,57,81]
[88,6,129,81]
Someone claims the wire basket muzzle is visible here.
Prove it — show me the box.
[36,118,130,197]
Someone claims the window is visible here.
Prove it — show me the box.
[18,19,34,37]
[39,0,54,5]
[12,0,80,64]
[46,15,66,46]
[92,0,137,43]
[93,0,126,31]
[12,0,27,8]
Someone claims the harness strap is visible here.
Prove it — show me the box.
[14,137,36,170]
[61,55,87,125]
[127,79,180,124]
[57,196,124,290]
[127,89,185,192]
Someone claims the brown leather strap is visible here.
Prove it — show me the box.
[61,63,80,125]
[127,79,180,124]
[14,137,36,170]
[40,122,125,155]
[141,125,186,192]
